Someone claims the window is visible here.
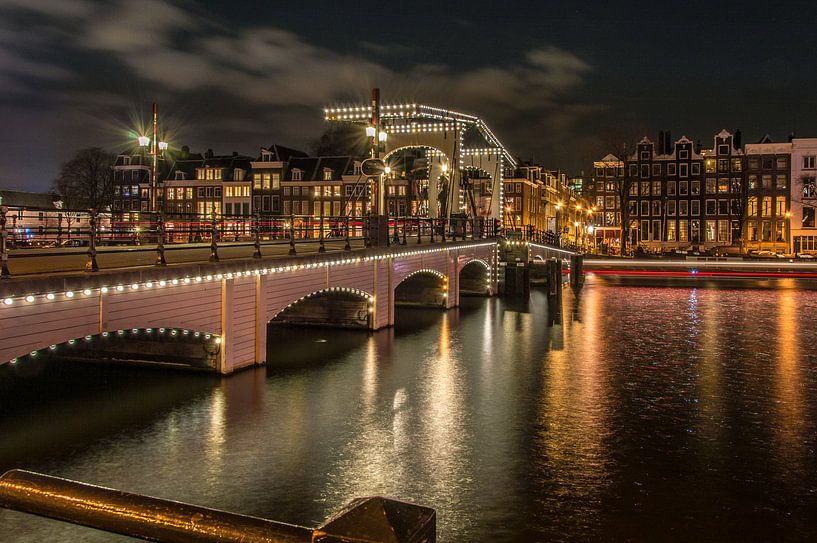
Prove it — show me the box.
[234,168,245,181]
[705,220,717,241]
[640,164,649,178]
[629,183,638,196]
[762,221,772,242]
[775,197,786,217]
[293,187,301,196]
[283,200,291,215]
[291,201,300,214]
[748,221,757,241]
[640,201,649,216]
[253,174,262,189]
[748,175,758,190]
[652,181,661,195]
[691,200,700,216]
[640,150,650,161]
[323,169,333,181]
[748,196,758,216]
[679,200,688,216]
[692,163,701,175]
[667,163,677,176]
[706,199,717,215]
[706,179,717,194]
[186,188,193,199]
[629,164,638,176]
[629,201,637,216]
[718,179,729,193]
[762,197,772,217]
[748,157,760,169]
[640,220,650,241]
[641,181,650,196]
[679,220,688,242]
[652,220,661,241]
[762,175,772,189]
[803,177,816,198]
[679,163,689,177]
[718,144,730,156]
[667,220,676,241]
[691,219,701,242]
[776,175,787,189]
[678,181,688,196]
[679,149,689,159]
[605,196,615,209]
[253,196,262,211]
[804,156,816,169]
[705,159,717,173]
[732,159,742,172]
[652,200,661,217]
[667,181,676,196]
[803,207,816,228]
[776,156,788,169]
[667,200,676,216]
[225,202,232,215]
[197,187,205,198]
[718,220,730,242]
[731,178,741,193]
[718,159,729,173]
[214,187,222,197]
[762,157,773,169]
[718,200,729,215]
[292,169,302,181]
[597,196,604,208]
[776,221,786,242]
[167,188,175,200]
[262,195,270,212]
[652,164,661,176]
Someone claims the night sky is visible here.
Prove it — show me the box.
[1,0,815,191]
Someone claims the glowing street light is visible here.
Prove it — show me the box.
[365,126,376,138]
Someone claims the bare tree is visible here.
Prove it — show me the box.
[731,176,749,254]
[52,147,115,211]
[610,140,636,256]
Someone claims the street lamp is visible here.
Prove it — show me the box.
[136,102,168,213]
[574,220,580,249]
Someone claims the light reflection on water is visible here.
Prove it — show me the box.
[1,280,816,541]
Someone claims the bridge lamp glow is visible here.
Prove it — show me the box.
[378,131,388,142]
[116,285,124,292]
[365,126,376,138]
[65,291,74,298]
[2,298,12,305]
[145,281,153,288]
[171,279,179,285]
[159,280,167,287]
[100,287,108,294]
[137,136,150,147]
[158,141,168,151]
[25,295,34,303]
[46,293,55,300]
[214,337,221,345]
[131,283,139,290]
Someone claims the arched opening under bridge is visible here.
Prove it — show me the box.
[394,269,448,308]
[269,288,373,329]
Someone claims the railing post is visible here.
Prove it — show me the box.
[85,209,99,273]
[344,216,352,251]
[155,211,167,266]
[429,218,435,243]
[318,214,326,253]
[440,218,446,243]
[416,216,422,244]
[401,216,407,245]
[288,214,296,256]
[209,212,219,263]
[253,212,262,259]
[0,205,10,279]
[364,215,372,248]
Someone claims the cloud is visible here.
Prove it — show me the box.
[0,0,602,189]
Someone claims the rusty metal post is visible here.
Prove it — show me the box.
[429,218,435,244]
[417,216,422,244]
[209,212,219,263]
[0,469,436,543]
[288,214,296,256]
[253,212,262,259]
[85,209,99,272]
[364,215,372,248]
[440,218,446,243]
[155,211,167,266]
[401,216,408,245]
[0,205,10,278]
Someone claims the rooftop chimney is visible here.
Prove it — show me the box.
[733,130,742,150]
[205,148,214,159]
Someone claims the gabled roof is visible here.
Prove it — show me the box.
[260,144,309,162]
[285,156,354,181]
[599,153,620,163]
[758,134,774,144]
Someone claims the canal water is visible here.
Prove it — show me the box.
[1,279,816,541]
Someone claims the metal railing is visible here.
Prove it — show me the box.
[0,469,435,543]
[0,206,499,277]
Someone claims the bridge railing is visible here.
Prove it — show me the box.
[0,469,435,543]
[0,206,498,277]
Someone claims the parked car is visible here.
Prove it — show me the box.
[59,238,89,247]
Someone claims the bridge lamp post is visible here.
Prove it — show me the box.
[136,103,169,214]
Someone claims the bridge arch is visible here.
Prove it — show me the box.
[459,259,491,296]
[394,269,448,308]
[5,327,223,371]
[270,287,374,329]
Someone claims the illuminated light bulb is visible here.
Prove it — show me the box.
[159,280,167,287]
[131,283,139,290]
[25,295,35,303]
[65,291,74,298]
[171,279,179,285]
[116,285,124,292]
[46,293,55,300]
[214,337,222,344]
[2,298,12,306]
[100,287,108,294]
[83,289,92,296]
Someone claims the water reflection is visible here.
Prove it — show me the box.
[1,284,817,541]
